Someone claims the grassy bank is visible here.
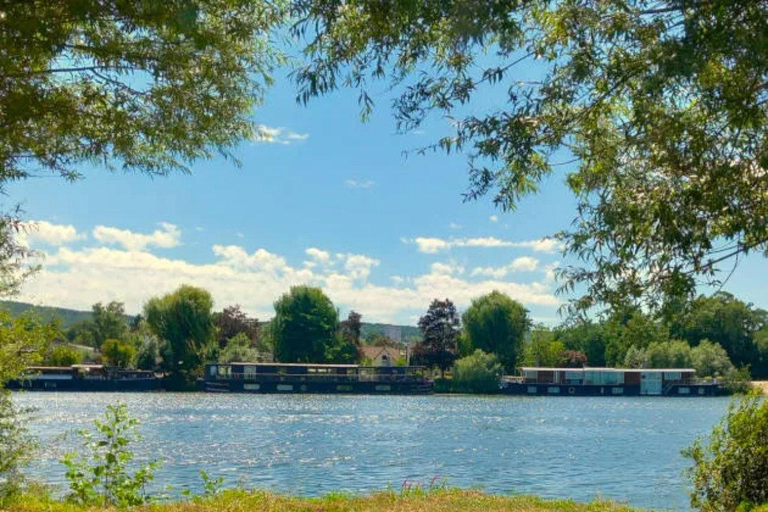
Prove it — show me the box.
[4,489,649,512]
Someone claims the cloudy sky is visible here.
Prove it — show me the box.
[8,70,768,325]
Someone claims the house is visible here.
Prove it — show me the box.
[360,346,404,367]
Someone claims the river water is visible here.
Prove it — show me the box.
[13,393,732,510]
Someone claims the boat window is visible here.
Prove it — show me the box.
[547,386,560,394]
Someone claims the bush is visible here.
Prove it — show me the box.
[100,339,136,368]
[683,395,768,512]
[692,340,735,378]
[451,350,502,394]
[0,392,35,502]
[62,404,160,506]
[44,345,84,367]
[219,333,260,363]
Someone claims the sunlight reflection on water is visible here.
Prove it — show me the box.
[13,393,731,510]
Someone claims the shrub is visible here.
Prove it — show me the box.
[451,350,502,394]
[62,404,160,506]
[0,392,35,501]
[683,395,768,512]
[692,340,735,378]
[44,345,84,367]
[100,339,136,368]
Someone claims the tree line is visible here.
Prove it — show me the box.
[38,286,768,393]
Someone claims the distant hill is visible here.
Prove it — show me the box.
[0,301,133,329]
[0,300,421,340]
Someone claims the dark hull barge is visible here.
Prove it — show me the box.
[6,365,161,392]
[501,367,722,396]
[200,362,433,395]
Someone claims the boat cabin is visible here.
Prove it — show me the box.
[205,362,428,382]
[519,367,696,395]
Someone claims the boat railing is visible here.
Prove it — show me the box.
[211,372,427,383]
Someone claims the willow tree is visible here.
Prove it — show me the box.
[292,0,768,314]
[144,285,216,389]
[0,0,286,293]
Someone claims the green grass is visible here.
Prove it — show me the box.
[3,489,655,512]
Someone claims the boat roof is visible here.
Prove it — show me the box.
[223,362,360,368]
[519,367,696,373]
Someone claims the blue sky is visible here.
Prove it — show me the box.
[8,69,768,325]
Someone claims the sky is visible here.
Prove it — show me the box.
[8,69,768,326]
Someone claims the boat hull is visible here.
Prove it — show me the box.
[500,382,721,397]
[6,378,162,392]
[200,379,433,395]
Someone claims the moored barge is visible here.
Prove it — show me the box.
[501,367,721,396]
[6,365,161,392]
[200,362,433,394]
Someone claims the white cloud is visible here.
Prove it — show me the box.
[403,237,451,254]
[18,225,560,324]
[449,222,462,230]
[21,220,85,246]
[489,215,499,223]
[344,179,376,189]
[470,256,539,278]
[403,236,563,254]
[305,247,331,265]
[92,222,180,251]
[252,124,309,145]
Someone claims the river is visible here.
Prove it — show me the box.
[12,393,732,510]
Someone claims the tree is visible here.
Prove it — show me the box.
[91,302,129,347]
[691,340,736,379]
[144,285,216,389]
[556,320,608,367]
[212,305,259,349]
[339,310,363,347]
[462,291,530,372]
[604,309,670,366]
[415,299,460,377]
[452,350,502,394]
[684,396,768,512]
[218,333,261,364]
[100,339,136,368]
[0,2,286,289]
[522,328,565,367]
[135,336,160,371]
[293,1,768,313]
[668,293,764,369]
[45,345,84,367]
[271,286,338,363]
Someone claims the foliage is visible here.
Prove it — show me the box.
[218,333,261,364]
[44,345,84,367]
[325,334,360,364]
[556,320,608,367]
[415,299,460,376]
[684,396,768,512]
[522,329,565,367]
[0,392,35,500]
[212,306,259,349]
[135,336,160,371]
[1,488,663,512]
[100,339,136,369]
[271,286,338,363]
[451,350,502,394]
[1,1,285,183]
[62,404,159,507]
[691,340,736,378]
[144,285,216,390]
[0,310,55,384]
[91,303,129,348]
[461,291,530,372]
[604,309,669,366]
[339,311,363,347]
[561,350,588,368]
[293,0,768,314]
[668,293,766,370]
